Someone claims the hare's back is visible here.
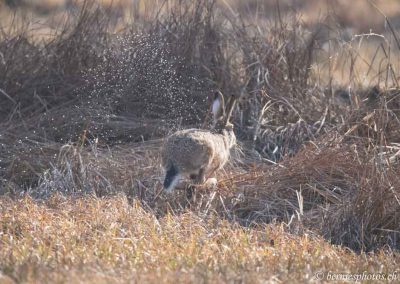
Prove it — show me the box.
[163,129,215,171]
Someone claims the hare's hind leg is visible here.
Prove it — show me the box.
[205,178,217,188]
[203,166,219,188]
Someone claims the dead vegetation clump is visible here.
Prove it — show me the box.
[230,137,400,251]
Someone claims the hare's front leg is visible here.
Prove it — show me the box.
[195,168,217,188]
[190,167,217,188]
[186,168,206,201]
[194,168,206,184]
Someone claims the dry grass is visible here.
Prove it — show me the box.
[1,0,400,283]
[0,195,398,283]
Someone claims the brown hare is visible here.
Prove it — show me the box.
[162,91,237,192]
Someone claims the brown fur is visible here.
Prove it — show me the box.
[162,128,235,177]
[162,93,237,192]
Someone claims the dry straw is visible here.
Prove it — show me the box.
[0,0,399,252]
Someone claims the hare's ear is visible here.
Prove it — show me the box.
[223,94,237,127]
[202,93,215,129]
[212,91,225,121]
